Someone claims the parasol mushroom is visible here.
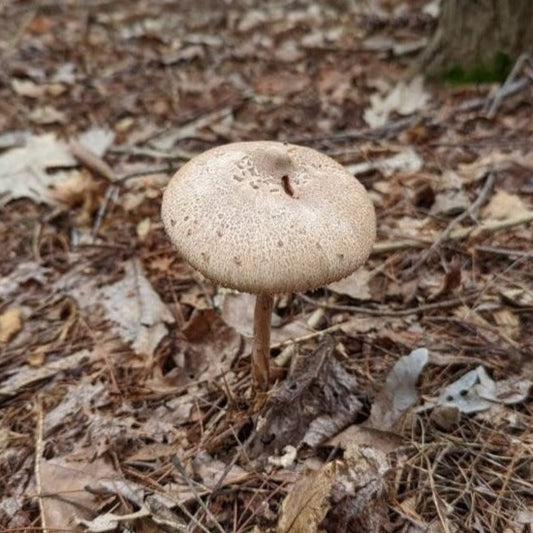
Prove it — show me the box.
[161,141,376,391]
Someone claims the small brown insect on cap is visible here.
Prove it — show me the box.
[161,141,376,294]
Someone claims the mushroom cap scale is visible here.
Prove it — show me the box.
[161,141,376,294]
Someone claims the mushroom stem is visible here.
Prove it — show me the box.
[252,293,274,391]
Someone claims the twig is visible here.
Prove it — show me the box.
[34,399,46,533]
[456,210,533,239]
[373,210,533,255]
[91,184,118,240]
[298,292,481,317]
[109,144,194,160]
[69,140,117,182]
[117,165,173,183]
[486,53,533,118]
[404,171,496,274]
[269,293,481,352]
[475,245,533,258]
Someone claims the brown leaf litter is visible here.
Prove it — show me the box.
[1,0,532,531]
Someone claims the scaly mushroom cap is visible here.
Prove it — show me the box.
[161,141,376,294]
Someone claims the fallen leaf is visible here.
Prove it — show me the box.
[434,366,532,414]
[179,308,241,383]
[11,78,46,98]
[367,348,429,431]
[364,76,429,128]
[28,105,66,124]
[39,456,117,528]
[0,133,77,206]
[0,308,22,344]
[0,349,93,400]
[0,261,49,300]
[328,268,373,300]
[326,425,404,454]
[191,451,248,489]
[76,127,115,157]
[56,259,174,357]
[346,148,423,177]
[136,217,151,240]
[481,189,530,220]
[268,445,298,468]
[75,508,149,532]
[278,445,389,533]
[251,340,362,456]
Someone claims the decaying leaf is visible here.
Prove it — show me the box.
[328,268,373,300]
[346,147,423,177]
[437,366,532,414]
[191,451,249,489]
[220,291,312,343]
[39,456,117,529]
[251,339,362,456]
[0,261,49,300]
[364,76,429,128]
[75,508,150,532]
[99,260,174,356]
[0,349,93,400]
[368,348,428,431]
[57,259,174,357]
[481,189,530,220]
[278,444,390,533]
[0,307,22,344]
[0,133,77,206]
[178,308,241,383]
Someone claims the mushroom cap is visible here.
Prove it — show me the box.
[161,141,376,294]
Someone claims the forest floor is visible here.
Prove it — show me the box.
[0,1,532,532]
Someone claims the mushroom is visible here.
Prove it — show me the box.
[161,141,376,392]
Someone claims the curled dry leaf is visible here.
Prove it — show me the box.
[278,444,389,533]
[251,339,362,456]
[437,366,532,414]
[367,348,429,432]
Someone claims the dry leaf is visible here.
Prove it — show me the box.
[278,445,389,533]
[482,189,529,220]
[0,308,22,344]
[368,348,428,431]
[251,340,362,456]
[28,105,66,124]
[39,456,117,528]
[328,268,373,300]
[434,366,531,414]
[57,259,174,357]
[191,451,248,489]
[0,349,93,399]
[346,148,423,177]
[364,76,429,128]
[0,133,77,206]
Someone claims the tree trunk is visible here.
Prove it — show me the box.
[417,0,533,80]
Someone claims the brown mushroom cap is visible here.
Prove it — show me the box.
[161,141,376,294]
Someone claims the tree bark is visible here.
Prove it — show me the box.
[416,0,533,80]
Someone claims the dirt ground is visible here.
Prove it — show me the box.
[0,1,532,531]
